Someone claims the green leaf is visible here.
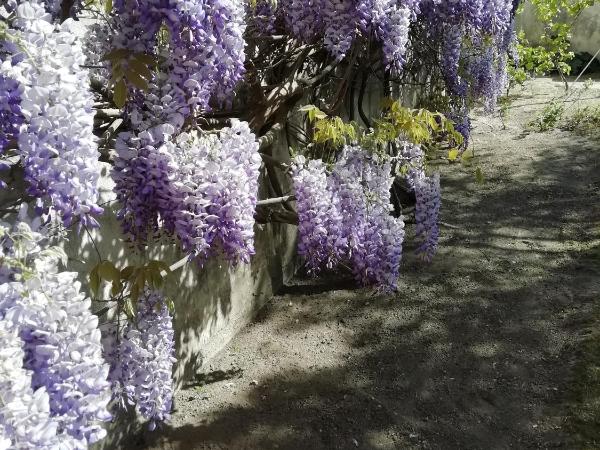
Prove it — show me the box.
[113,79,127,108]
[128,58,154,80]
[125,68,148,91]
[89,267,100,297]
[448,149,459,161]
[102,48,130,62]
[129,283,140,304]
[104,0,112,14]
[166,298,175,314]
[123,298,136,321]
[98,260,120,282]
[121,266,135,280]
[111,280,123,297]
[461,148,474,162]
[133,53,158,66]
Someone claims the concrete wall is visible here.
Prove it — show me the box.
[518,1,600,57]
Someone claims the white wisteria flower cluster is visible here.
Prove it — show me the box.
[0,207,111,449]
[1,1,102,228]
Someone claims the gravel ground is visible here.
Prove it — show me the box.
[137,78,600,450]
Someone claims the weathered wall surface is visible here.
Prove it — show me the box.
[518,1,600,57]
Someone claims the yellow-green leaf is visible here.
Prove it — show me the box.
[125,68,148,91]
[98,260,120,282]
[123,298,136,321]
[111,280,123,297]
[133,52,158,67]
[104,0,112,14]
[89,267,100,297]
[448,149,459,161]
[121,266,135,280]
[461,148,474,162]
[102,48,130,61]
[113,79,127,108]
[128,58,154,80]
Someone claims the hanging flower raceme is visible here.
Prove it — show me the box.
[113,121,260,263]
[0,314,66,449]
[103,290,175,431]
[107,0,246,126]
[371,0,414,73]
[0,208,111,448]
[291,155,337,273]
[0,74,23,157]
[277,0,420,70]
[1,1,103,228]
[170,121,261,264]
[248,0,279,35]
[397,141,441,262]
[112,124,180,245]
[204,122,261,264]
[333,147,405,291]
[292,146,405,291]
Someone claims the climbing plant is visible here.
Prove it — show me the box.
[0,0,521,445]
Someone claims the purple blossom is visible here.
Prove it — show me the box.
[292,146,405,291]
[334,147,404,291]
[103,290,175,430]
[0,74,23,157]
[112,125,180,245]
[449,106,471,148]
[205,121,261,264]
[0,310,66,449]
[0,209,111,448]
[371,0,414,73]
[249,0,278,35]
[109,0,246,123]
[441,25,467,97]
[291,156,336,272]
[113,121,260,263]
[2,1,103,228]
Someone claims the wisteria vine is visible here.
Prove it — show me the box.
[0,0,523,445]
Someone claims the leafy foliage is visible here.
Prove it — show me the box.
[301,101,464,162]
[563,105,600,135]
[511,0,598,83]
[529,100,565,131]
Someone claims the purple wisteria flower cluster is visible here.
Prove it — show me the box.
[0,74,22,157]
[108,0,246,118]
[248,0,279,35]
[398,141,441,261]
[1,1,103,228]
[421,0,517,137]
[0,208,111,449]
[290,156,335,273]
[292,146,406,291]
[370,0,415,73]
[102,289,175,431]
[113,121,261,264]
[276,0,421,71]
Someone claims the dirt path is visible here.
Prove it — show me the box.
[141,78,600,449]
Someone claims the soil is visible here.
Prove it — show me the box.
[139,78,600,449]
